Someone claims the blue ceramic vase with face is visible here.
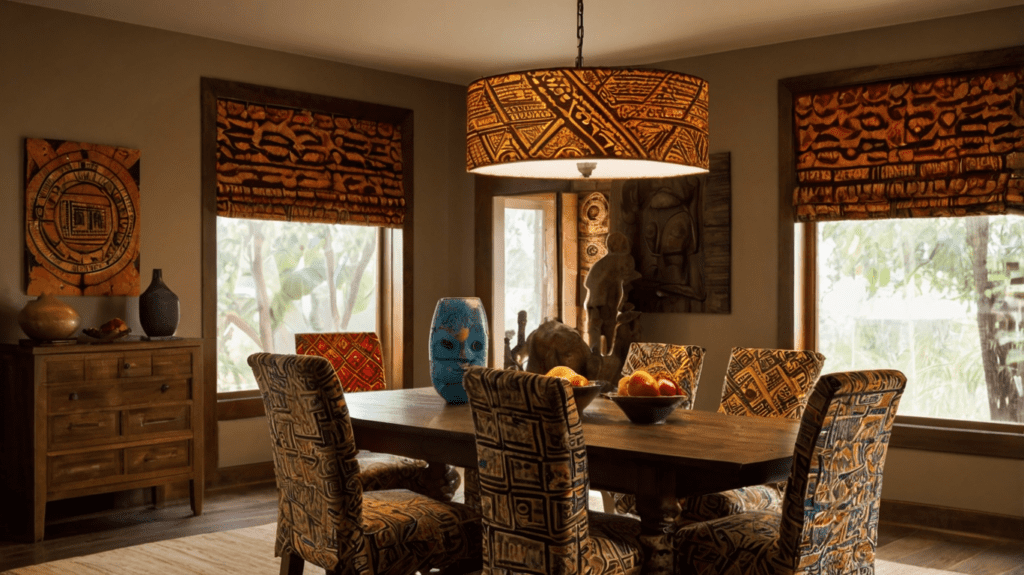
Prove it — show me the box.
[429,297,488,404]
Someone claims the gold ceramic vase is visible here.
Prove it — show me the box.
[18,294,81,341]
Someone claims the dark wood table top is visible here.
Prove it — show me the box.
[345,386,800,498]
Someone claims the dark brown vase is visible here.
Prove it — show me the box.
[139,269,179,337]
[18,294,81,341]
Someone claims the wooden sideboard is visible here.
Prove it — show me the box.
[0,338,204,542]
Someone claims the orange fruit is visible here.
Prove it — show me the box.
[657,378,678,396]
[617,376,630,395]
[627,370,660,397]
[546,366,577,379]
[568,373,589,387]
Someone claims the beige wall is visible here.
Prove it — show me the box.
[0,1,474,466]
[644,6,1024,517]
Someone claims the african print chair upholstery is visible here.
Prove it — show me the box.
[463,366,644,575]
[611,342,706,515]
[620,342,706,410]
[295,332,461,501]
[674,369,907,575]
[672,347,827,524]
[248,353,481,575]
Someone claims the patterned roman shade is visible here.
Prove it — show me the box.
[216,98,406,227]
[793,67,1024,221]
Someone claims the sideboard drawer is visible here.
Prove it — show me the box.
[120,378,191,405]
[48,383,121,413]
[48,378,191,413]
[120,352,153,378]
[127,405,191,436]
[44,358,85,383]
[127,441,190,475]
[49,449,122,487]
[50,411,120,446]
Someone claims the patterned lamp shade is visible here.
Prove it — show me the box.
[466,67,709,179]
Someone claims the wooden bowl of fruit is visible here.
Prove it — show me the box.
[605,370,688,424]
[545,366,603,412]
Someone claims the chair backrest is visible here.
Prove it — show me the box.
[718,347,827,420]
[294,332,386,392]
[248,353,364,571]
[773,369,907,573]
[621,342,706,409]
[462,366,592,575]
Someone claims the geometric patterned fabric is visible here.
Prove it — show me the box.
[295,332,387,392]
[674,369,907,575]
[621,342,707,410]
[718,347,827,420]
[462,366,643,575]
[670,347,828,524]
[247,353,481,574]
[466,68,709,177]
[294,332,461,500]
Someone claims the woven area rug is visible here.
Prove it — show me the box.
[2,522,954,575]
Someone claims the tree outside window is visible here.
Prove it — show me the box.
[817,215,1024,423]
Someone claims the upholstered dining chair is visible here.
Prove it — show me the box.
[248,353,481,575]
[674,369,907,575]
[670,347,827,524]
[462,366,645,575]
[608,342,706,514]
[295,332,461,501]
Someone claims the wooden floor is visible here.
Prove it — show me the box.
[1,483,1021,573]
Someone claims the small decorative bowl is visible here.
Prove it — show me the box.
[571,383,604,412]
[605,393,685,424]
[81,326,131,343]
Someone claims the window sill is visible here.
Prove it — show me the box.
[217,391,264,420]
[890,416,1024,459]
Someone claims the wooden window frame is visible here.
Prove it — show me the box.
[778,47,1024,460]
[200,78,414,482]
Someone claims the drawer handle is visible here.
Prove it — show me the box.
[68,392,79,401]
[142,417,178,426]
[124,362,135,370]
[160,384,171,393]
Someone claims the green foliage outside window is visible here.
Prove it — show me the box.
[216,218,378,392]
[818,215,1024,423]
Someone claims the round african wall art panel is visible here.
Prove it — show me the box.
[25,139,141,296]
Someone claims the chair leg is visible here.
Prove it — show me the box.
[280,551,304,575]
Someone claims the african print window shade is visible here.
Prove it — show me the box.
[793,67,1024,221]
[216,98,406,227]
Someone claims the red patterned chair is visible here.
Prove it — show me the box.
[674,369,907,575]
[295,332,461,501]
[671,347,827,524]
[463,366,644,575]
[248,353,481,575]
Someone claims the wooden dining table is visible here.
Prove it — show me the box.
[345,386,800,575]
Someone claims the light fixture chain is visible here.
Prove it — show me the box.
[575,0,584,68]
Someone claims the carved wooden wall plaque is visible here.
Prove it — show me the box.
[610,152,731,314]
[24,139,141,296]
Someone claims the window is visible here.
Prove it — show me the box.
[815,216,1024,424]
[779,48,1024,458]
[491,195,558,363]
[202,78,414,481]
[216,218,381,392]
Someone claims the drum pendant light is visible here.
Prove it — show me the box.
[466,0,709,179]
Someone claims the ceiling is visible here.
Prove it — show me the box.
[13,0,1024,85]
